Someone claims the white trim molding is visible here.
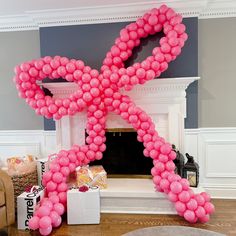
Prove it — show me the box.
[1,127,236,199]
[0,0,236,32]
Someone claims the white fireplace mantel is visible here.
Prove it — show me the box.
[42,77,199,153]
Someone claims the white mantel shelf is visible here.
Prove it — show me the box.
[42,77,199,153]
[42,77,198,95]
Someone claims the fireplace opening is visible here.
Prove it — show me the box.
[90,129,153,177]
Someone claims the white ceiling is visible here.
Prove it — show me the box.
[0,0,235,32]
[0,0,160,16]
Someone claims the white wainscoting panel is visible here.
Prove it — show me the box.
[0,131,44,165]
[0,142,40,165]
[205,140,236,178]
[0,128,236,199]
[186,128,236,199]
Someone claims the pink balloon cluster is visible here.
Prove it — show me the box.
[14,4,214,235]
[28,195,63,235]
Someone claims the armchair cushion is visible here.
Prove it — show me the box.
[0,191,5,206]
[0,170,15,227]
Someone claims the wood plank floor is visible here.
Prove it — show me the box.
[2,199,236,236]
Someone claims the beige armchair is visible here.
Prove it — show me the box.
[0,169,15,228]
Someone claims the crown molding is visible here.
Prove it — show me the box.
[0,0,236,32]
[0,14,37,32]
[199,0,236,19]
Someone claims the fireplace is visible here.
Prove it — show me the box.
[42,77,200,214]
[43,77,199,155]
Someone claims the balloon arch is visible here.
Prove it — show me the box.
[13,4,214,235]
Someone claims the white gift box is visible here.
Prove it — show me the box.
[36,159,48,185]
[17,186,45,230]
[67,187,100,225]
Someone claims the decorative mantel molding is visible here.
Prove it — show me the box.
[42,77,199,152]
[0,0,236,32]
[42,77,197,98]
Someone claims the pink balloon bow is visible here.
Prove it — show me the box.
[14,4,214,235]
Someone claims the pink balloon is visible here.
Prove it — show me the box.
[195,206,206,218]
[153,176,161,185]
[53,203,65,215]
[161,43,171,53]
[201,192,211,202]
[155,162,165,173]
[165,161,176,171]
[168,192,178,202]
[160,179,170,190]
[57,66,66,77]
[168,150,176,160]
[61,166,70,176]
[178,191,190,203]
[199,214,210,223]
[41,200,53,210]
[48,104,58,114]
[52,216,62,227]
[148,15,158,25]
[52,172,64,184]
[184,210,196,223]
[66,62,76,73]
[194,194,205,206]
[149,149,158,159]
[170,181,183,194]
[179,178,190,190]
[59,157,69,166]
[175,201,186,213]
[204,202,215,214]
[49,195,60,204]
[94,136,103,145]
[46,181,57,192]
[68,163,76,172]
[39,225,52,236]
[91,88,100,97]
[57,182,68,192]
[43,171,52,183]
[171,46,181,56]
[49,210,60,224]
[187,199,198,211]
[58,192,67,204]
[50,163,61,173]
[28,216,40,230]
[42,64,52,75]
[37,206,51,217]
[39,216,52,229]
[136,68,146,79]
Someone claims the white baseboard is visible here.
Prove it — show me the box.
[1,128,236,199]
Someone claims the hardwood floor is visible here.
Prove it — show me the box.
[2,199,236,236]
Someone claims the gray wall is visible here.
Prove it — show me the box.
[1,17,235,130]
[198,18,236,127]
[40,18,198,130]
[0,31,43,130]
